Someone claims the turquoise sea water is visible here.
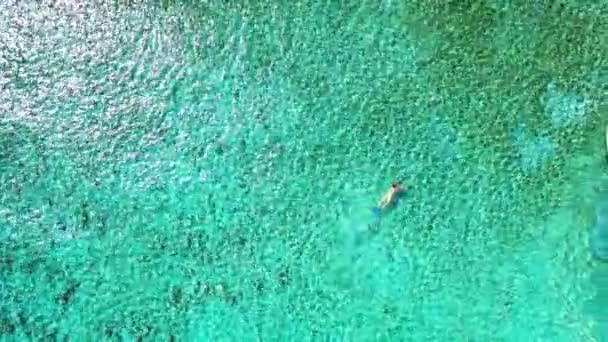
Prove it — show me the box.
[1,0,607,340]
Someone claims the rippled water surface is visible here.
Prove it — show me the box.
[1,0,607,340]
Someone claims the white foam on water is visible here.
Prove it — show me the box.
[541,82,591,129]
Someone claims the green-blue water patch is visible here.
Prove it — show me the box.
[0,0,605,340]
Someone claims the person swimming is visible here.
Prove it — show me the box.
[370,182,404,216]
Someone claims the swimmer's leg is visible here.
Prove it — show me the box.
[368,207,382,231]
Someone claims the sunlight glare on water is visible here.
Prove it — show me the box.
[1,0,607,340]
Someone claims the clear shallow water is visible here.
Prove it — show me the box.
[0,0,607,340]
